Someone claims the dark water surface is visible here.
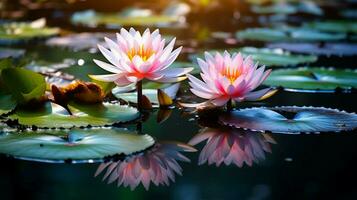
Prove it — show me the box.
[1,1,357,200]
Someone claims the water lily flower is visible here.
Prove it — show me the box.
[90,28,193,87]
[189,127,276,167]
[187,51,272,107]
[95,142,196,190]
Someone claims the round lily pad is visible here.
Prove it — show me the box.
[0,48,25,59]
[236,27,346,42]
[46,32,116,51]
[0,19,59,45]
[219,106,357,134]
[0,128,155,163]
[304,21,357,34]
[263,67,357,92]
[190,47,317,67]
[71,10,182,28]
[267,43,357,56]
[0,94,16,115]
[252,2,323,15]
[8,102,139,128]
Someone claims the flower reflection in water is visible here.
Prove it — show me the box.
[189,127,276,167]
[94,142,196,190]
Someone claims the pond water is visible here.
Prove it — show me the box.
[1,1,357,199]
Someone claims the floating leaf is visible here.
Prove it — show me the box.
[252,2,323,15]
[0,94,16,115]
[46,32,116,51]
[236,27,346,42]
[71,10,182,28]
[189,127,276,167]
[0,128,155,163]
[190,47,317,67]
[0,48,25,59]
[304,21,357,34]
[8,102,139,128]
[0,18,59,45]
[219,106,357,134]
[113,83,180,106]
[1,67,46,104]
[263,67,357,92]
[267,43,357,56]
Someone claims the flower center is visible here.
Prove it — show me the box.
[221,66,241,83]
[127,45,154,62]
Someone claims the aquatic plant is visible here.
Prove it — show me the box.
[90,28,192,110]
[187,51,272,110]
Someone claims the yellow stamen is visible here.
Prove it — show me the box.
[127,45,154,61]
[221,66,241,83]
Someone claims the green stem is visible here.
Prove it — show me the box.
[226,99,233,112]
[137,80,143,113]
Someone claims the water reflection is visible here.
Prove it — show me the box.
[189,127,276,167]
[95,141,196,190]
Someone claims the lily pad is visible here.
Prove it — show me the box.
[219,106,357,134]
[236,27,346,42]
[46,32,116,51]
[0,94,16,115]
[8,102,139,128]
[0,128,155,163]
[263,67,357,92]
[252,2,323,15]
[71,10,182,28]
[1,67,46,104]
[190,47,317,67]
[113,83,180,105]
[304,21,357,34]
[0,48,25,59]
[0,18,59,45]
[267,43,357,56]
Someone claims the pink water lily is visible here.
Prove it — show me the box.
[90,28,193,86]
[95,142,196,190]
[187,51,272,106]
[189,127,276,167]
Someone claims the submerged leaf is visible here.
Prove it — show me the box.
[0,128,155,163]
[263,67,357,92]
[220,106,357,134]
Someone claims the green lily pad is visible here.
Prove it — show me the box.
[263,67,357,92]
[0,18,59,45]
[190,47,317,68]
[113,83,180,105]
[0,94,16,115]
[71,10,181,28]
[304,21,357,34]
[0,48,25,59]
[236,27,346,42]
[0,128,155,163]
[8,102,139,128]
[1,67,46,104]
[252,2,323,15]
